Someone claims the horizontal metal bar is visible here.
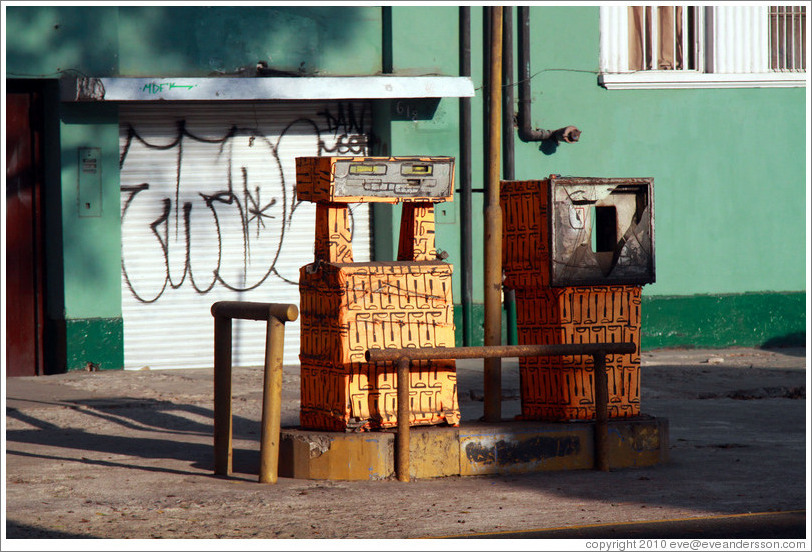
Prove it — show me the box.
[365,342,636,363]
[211,301,298,323]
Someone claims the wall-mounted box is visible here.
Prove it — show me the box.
[78,147,102,217]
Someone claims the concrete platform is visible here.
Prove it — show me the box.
[279,416,669,480]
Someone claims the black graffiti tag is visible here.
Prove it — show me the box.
[119,104,370,303]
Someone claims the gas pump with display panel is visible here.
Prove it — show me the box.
[296,156,460,431]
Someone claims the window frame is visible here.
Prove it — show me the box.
[599,5,807,90]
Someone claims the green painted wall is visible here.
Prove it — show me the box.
[59,103,124,370]
[116,6,381,77]
[59,103,122,319]
[6,6,382,78]
[642,292,806,349]
[514,7,806,298]
[390,6,806,349]
[6,6,120,77]
[6,5,384,372]
[383,6,477,304]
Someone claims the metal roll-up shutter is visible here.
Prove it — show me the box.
[119,101,372,369]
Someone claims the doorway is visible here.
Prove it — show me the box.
[6,82,46,377]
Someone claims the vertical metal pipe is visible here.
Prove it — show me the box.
[213,315,233,476]
[501,6,518,347]
[382,6,393,74]
[483,6,503,423]
[517,6,548,142]
[517,6,533,139]
[396,356,412,482]
[483,6,491,171]
[459,6,473,346]
[788,7,794,70]
[502,7,515,181]
[259,315,285,484]
[516,6,580,144]
[593,352,610,472]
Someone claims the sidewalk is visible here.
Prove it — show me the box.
[4,346,808,542]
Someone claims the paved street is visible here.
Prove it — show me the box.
[4,346,809,544]
[445,511,806,539]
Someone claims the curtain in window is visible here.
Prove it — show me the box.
[629,6,684,70]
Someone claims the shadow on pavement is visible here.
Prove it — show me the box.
[6,519,100,539]
[444,511,807,539]
[5,397,266,477]
[4,351,807,536]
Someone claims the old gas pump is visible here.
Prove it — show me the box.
[501,176,655,420]
[296,156,460,431]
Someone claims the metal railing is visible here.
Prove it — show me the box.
[212,301,298,484]
[366,342,637,482]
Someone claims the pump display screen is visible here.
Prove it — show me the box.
[334,158,453,200]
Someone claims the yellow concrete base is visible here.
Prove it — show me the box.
[278,417,669,480]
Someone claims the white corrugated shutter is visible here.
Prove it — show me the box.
[119,101,372,369]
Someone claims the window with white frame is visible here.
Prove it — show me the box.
[600,5,807,89]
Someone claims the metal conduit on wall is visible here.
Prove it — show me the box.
[459,6,474,347]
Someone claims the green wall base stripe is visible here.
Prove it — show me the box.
[62,293,804,373]
[455,292,805,350]
[453,303,507,348]
[640,292,805,349]
[65,317,124,371]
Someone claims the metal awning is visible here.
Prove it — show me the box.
[61,76,475,102]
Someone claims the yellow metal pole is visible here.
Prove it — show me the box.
[213,315,232,476]
[593,352,610,472]
[396,356,411,482]
[259,315,286,483]
[484,5,504,422]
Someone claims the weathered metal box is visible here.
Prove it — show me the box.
[549,176,654,287]
[503,176,654,289]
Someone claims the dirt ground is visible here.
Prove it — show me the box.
[3,346,809,543]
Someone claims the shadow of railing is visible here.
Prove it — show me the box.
[5,397,266,477]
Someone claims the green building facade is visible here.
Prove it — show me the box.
[5,6,807,374]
